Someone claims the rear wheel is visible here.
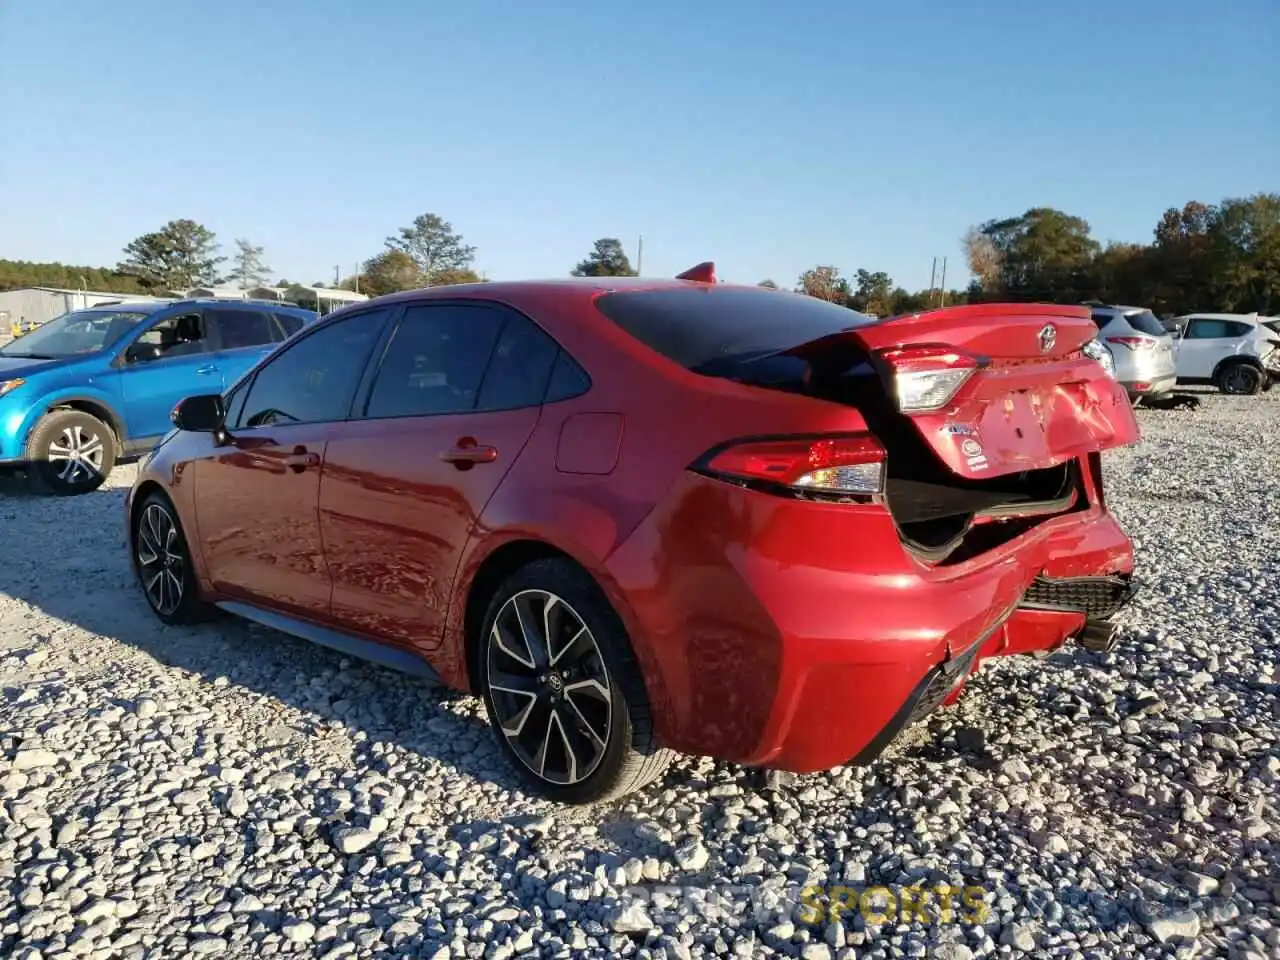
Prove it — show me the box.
[478,558,672,804]
[26,410,116,495]
[1216,363,1263,396]
[132,491,215,625]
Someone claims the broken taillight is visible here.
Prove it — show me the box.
[876,344,980,413]
[698,434,885,496]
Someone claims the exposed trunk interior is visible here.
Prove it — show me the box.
[695,341,1086,563]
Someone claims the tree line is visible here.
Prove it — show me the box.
[1,191,1275,317]
[963,193,1279,315]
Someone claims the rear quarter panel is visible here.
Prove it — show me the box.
[440,290,877,700]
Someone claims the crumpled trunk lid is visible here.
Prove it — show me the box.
[788,303,1141,481]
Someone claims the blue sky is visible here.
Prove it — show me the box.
[1,0,1275,290]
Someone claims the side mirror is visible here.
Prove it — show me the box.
[171,393,225,433]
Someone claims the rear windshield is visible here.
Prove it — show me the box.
[595,287,878,369]
[1124,310,1168,337]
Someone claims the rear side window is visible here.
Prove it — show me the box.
[1091,312,1114,329]
[1123,310,1168,337]
[545,351,591,402]
[212,308,276,350]
[365,304,505,419]
[595,287,877,370]
[476,311,560,411]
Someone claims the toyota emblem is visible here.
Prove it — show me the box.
[1038,323,1057,353]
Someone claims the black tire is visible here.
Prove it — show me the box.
[477,558,673,804]
[1215,363,1263,396]
[132,491,216,625]
[26,409,116,495]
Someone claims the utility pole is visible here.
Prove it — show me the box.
[928,257,937,305]
[637,234,644,275]
[938,257,948,307]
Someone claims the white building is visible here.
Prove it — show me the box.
[0,287,170,327]
[185,285,368,315]
[0,282,369,328]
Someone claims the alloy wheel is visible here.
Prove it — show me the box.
[136,503,185,616]
[485,589,612,786]
[46,424,104,486]
[1221,367,1253,394]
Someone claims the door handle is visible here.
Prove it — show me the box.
[441,437,498,469]
[196,364,219,375]
[284,446,320,472]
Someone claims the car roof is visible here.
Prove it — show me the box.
[77,298,316,316]
[322,276,746,321]
[1172,312,1262,323]
[76,300,171,315]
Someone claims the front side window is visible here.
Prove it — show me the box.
[129,313,207,360]
[273,312,306,337]
[1185,319,1231,340]
[364,304,506,419]
[0,309,149,358]
[237,310,390,428]
[211,308,276,350]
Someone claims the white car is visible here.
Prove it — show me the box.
[1088,304,1178,404]
[1165,313,1280,395]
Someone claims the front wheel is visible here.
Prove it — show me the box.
[26,409,116,495]
[132,491,215,625]
[478,559,673,804]
[1216,363,1263,396]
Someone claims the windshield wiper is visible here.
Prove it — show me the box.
[0,352,57,360]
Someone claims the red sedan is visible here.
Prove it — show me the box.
[127,264,1141,803]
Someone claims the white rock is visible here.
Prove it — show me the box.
[331,827,377,854]
[12,749,59,770]
[281,920,316,943]
[674,839,709,871]
[1147,910,1202,943]
[611,903,653,934]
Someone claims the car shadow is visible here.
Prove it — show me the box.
[0,478,539,804]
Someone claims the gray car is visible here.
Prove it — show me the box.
[1088,304,1178,404]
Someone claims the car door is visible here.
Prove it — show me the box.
[204,305,290,387]
[1177,318,1227,379]
[319,301,561,660]
[117,309,221,441]
[191,310,391,621]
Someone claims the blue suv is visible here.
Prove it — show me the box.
[0,298,317,494]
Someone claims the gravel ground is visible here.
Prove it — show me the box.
[1,390,1277,960]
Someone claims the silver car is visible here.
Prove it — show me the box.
[1088,304,1178,404]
